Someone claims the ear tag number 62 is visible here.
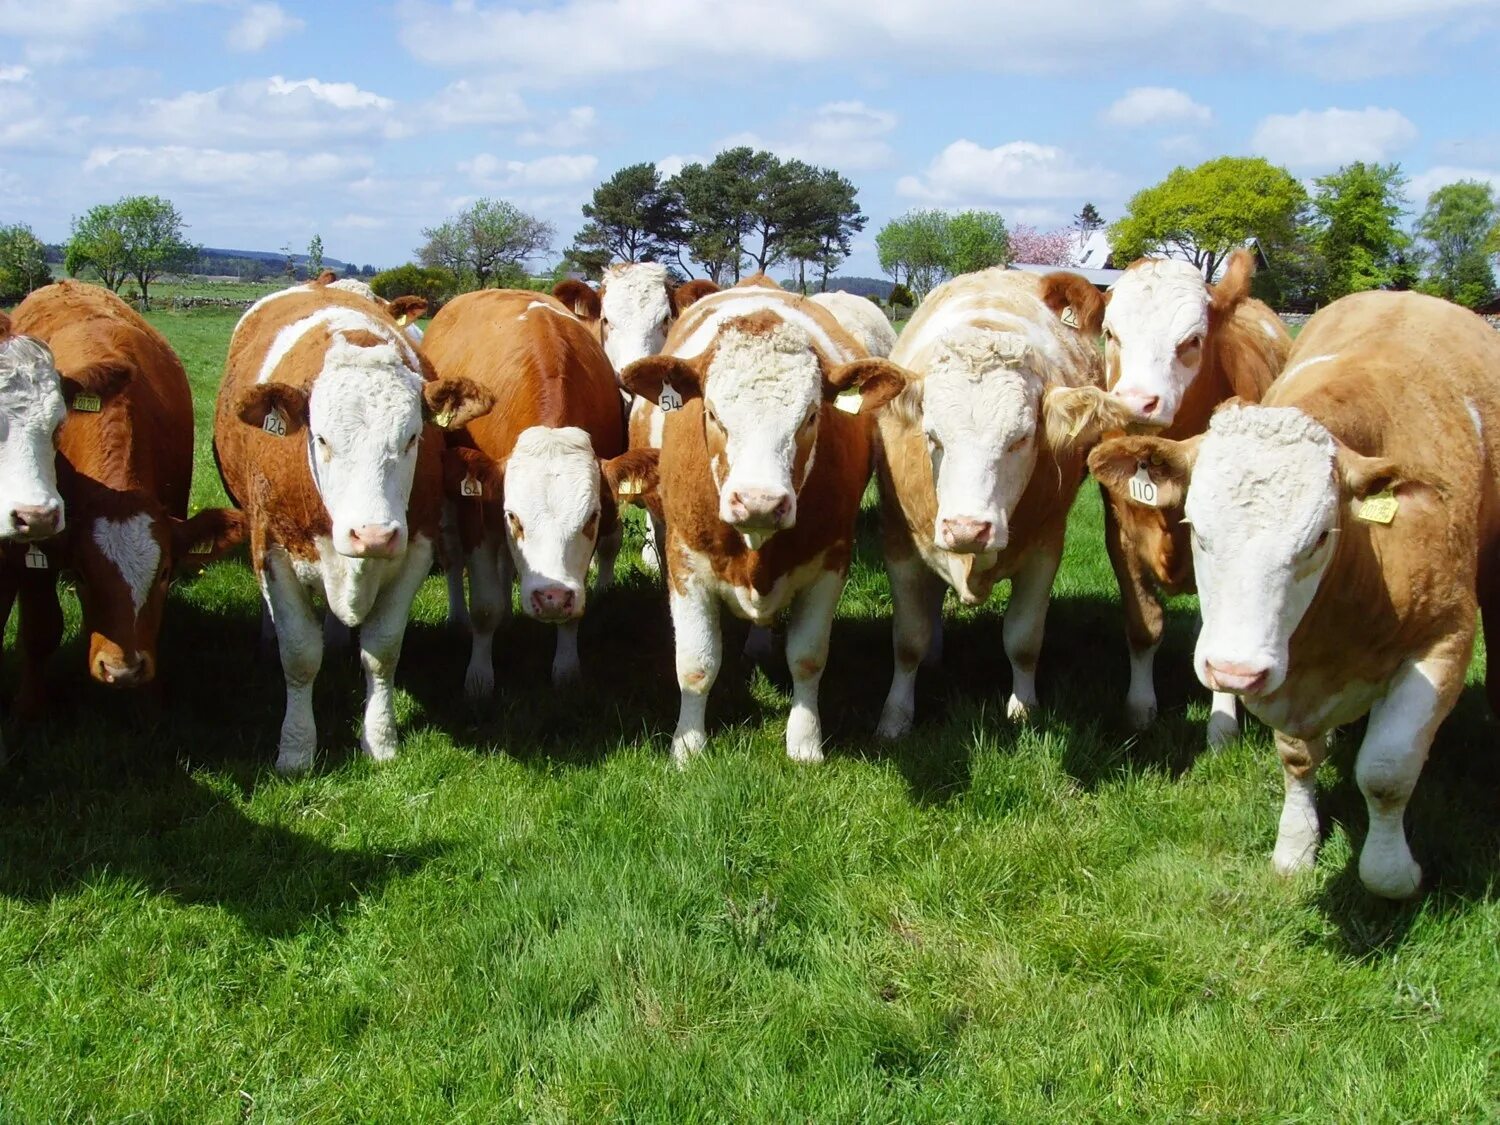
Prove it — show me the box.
[1128,465,1159,507]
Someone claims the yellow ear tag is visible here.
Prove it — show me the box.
[617,478,641,496]
[188,539,214,556]
[71,393,102,413]
[262,410,287,437]
[1060,307,1080,329]
[835,393,862,415]
[396,314,410,327]
[1357,490,1398,525]
[434,408,454,428]
[460,475,482,498]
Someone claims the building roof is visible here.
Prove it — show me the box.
[1007,261,1122,288]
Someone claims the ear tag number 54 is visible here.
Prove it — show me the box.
[659,382,683,412]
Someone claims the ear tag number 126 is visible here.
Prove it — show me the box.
[1128,466,1159,507]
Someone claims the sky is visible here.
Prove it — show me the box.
[2,0,1498,278]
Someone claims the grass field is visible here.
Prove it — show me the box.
[0,306,1495,1121]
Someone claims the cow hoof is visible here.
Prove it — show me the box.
[1271,838,1318,877]
[1005,694,1034,723]
[1206,712,1240,750]
[1125,698,1157,731]
[362,733,398,763]
[274,748,314,776]
[464,663,495,702]
[875,708,912,741]
[1359,850,1422,900]
[786,738,825,764]
[551,663,582,690]
[671,730,706,767]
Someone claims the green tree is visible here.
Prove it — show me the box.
[1305,162,1415,301]
[370,263,458,309]
[1110,156,1307,280]
[570,162,684,266]
[418,199,555,290]
[1073,202,1105,240]
[0,223,50,299]
[782,167,866,292]
[668,155,752,283]
[106,196,198,309]
[1416,180,1497,308]
[945,210,1011,275]
[307,233,324,278]
[876,210,953,298]
[65,203,131,292]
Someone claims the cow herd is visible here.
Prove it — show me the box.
[0,257,1497,901]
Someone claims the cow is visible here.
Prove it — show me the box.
[618,285,907,764]
[317,274,429,344]
[1049,250,1290,745]
[871,268,1108,739]
[420,289,655,692]
[213,284,492,773]
[3,281,244,707]
[0,310,69,544]
[810,291,898,358]
[1087,290,1500,898]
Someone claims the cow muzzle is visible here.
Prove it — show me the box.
[1112,386,1173,427]
[528,583,581,623]
[6,500,63,542]
[342,522,404,559]
[938,516,1005,554]
[723,487,795,533]
[93,651,153,687]
[1201,658,1271,696]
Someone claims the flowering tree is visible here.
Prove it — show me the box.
[1008,225,1078,267]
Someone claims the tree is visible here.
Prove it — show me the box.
[570,162,684,266]
[65,203,131,292]
[945,210,1011,274]
[307,234,324,278]
[668,156,752,283]
[783,168,866,292]
[370,263,458,309]
[0,224,50,299]
[1073,202,1105,241]
[1304,162,1415,301]
[418,199,554,290]
[1110,156,1307,280]
[876,210,950,297]
[1416,180,1497,308]
[1008,224,1076,267]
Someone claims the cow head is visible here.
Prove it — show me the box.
[1090,404,1426,699]
[1100,250,1254,425]
[558,265,721,372]
[0,329,76,542]
[236,337,492,559]
[622,313,903,549]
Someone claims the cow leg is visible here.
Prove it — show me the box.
[1104,496,1165,730]
[1352,644,1468,899]
[13,570,58,721]
[441,499,470,630]
[0,566,18,754]
[640,510,665,575]
[1003,544,1061,722]
[923,581,946,668]
[593,522,623,595]
[258,602,277,656]
[1271,730,1328,876]
[1478,545,1500,716]
[1206,692,1240,749]
[784,568,844,763]
[552,621,582,688]
[669,580,722,766]
[463,533,506,701]
[261,554,322,775]
[356,537,434,763]
[877,554,944,740]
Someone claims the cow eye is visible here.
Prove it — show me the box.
[1006,434,1030,453]
[404,433,418,453]
[315,434,328,448]
[583,511,599,540]
[801,408,818,430]
[506,511,524,541]
[1178,334,1204,360]
[1311,529,1331,553]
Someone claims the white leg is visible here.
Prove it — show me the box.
[783,568,845,763]
[261,552,322,775]
[552,620,581,687]
[594,522,622,594]
[1003,545,1061,722]
[356,537,434,763]
[640,510,664,575]
[1271,731,1326,876]
[668,580,721,765]
[440,499,470,630]
[1206,691,1240,749]
[877,554,941,740]
[1124,640,1159,731]
[463,533,506,701]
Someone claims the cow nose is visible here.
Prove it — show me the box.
[530,585,577,621]
[347,523,401,558]
[727,488,793,528]
[939,518,996,553]
[1117,389,1162,421]
[1204,659,1270,695]
[11,501,61,539]
[96,653,150,687]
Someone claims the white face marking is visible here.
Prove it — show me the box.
[1187,406,1342,697]
[306,338,425,557]
[256,307,420,384]
[601,262,673,370]
[92,513,160,616]
[1279,353,1337,390]
[0,334,68,538]
[1103,259,1211,424]
[678,294,857,366]
[502,426,600,618]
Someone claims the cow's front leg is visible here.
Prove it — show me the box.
[440,499,470,630]
[463,532,506,701]
[877,553,944,740]
[1271,730,1328,876]
[640,510,665,575]
[1003,543,1061,721]
[784,567,845,763]
[356,537,434,762]
[1104,496,1165,730]
[15,570,60,720]
[1353,645,1468,899]
[1206,692,1240,749]
[262,552,323,775]
[668,578,721,765]
[593,522,622,594]
[552,620,581,688]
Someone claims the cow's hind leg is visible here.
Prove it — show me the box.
[463,533,506,701]
[593,522,623,595]
[441,499,470,630]
[784,568,845,763]
[877,554,943,740]
[262,553,323,775]
[669,579,721,765]
[1104,495,1166,731]
[1003,543,1061,722]
[552,620,582,688]
[357,537,434,763]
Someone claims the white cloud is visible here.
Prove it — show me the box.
[897,139,1116,204]
[121,76,400,147]
[334,213,389,230]
[0,66,30,83]
[1251,106,1418,169]
[226,2,304,53]
[655,154,704,178]
[2,0,180,64]
[424,77,529,129]
[1102,87,1211,129]
[721,101,897,172]
[517,106,598,148]
[459,152,599,191]
[1408,165,1500,202]
[82,145,373,193]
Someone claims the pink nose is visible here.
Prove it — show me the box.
[1204,659,1270,695]
[347,523,401,558]
[727,488,793,528]
[95,653,149,687]
[530,585,577,620]
[10,502,61,539]
[939,518,997,553]
[1116,389,1163,421]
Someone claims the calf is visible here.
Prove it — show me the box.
[872,268,1107,739]
[810,291,898,357]
[1089,290,1500,898]
[421,289,653,692]
[1051,250,1290,744]
[620,287,905,764]
[214,284,491,773]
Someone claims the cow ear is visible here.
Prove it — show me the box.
[601,448,660,509]
[1043,385,1144,454]
[423,377,494,430]
[170,508,246,568]
[388,296,428,324]
[235,383,308,436]
[1039,271,1105,335]
[670,279,719,317]
[1210,249,1255,316]
[59,360,135,407]
[620,355,702,406]
[823,357,908,413]
[1335,447,1405,500]
[553,280,601,321]
[0,311,11,337]
[1088,434,1199,510]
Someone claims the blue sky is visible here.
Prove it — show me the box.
[2,0,1497,277]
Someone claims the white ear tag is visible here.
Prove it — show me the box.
[1060,307,1080,329]
[460,475,483,498]
[1127,465,1159,507]
[71,393,102,413]
[262,410,287,437]
[835,393,862,414]
[24,546,47,569]
[617,479,641,496]
[658,382,683,412]
[434,408,454,429]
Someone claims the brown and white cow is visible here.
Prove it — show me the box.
[810,291,898,358]
[214,284,491,773]
[619,286,906,764]
[872,268,1107,739]
[0,310,70,544]
[422,289,655,692]
[1051,250,1290,744]
[4,281,242,705]
[1089,290,1500,898]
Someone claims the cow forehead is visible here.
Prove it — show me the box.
[1107,262,1209,339]
[257,306,419,384]
[309,342,422,433]
[506,427,600,525]
[704,323,822,416]
[0,336,65,416]
[92,512,162,616]
[924,364,1036,439]
[1186,407,1338,543]
[601,264,671,325]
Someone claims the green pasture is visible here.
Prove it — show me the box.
[0,307,1493,1121]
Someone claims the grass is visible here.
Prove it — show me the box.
[0,307,1495,1121]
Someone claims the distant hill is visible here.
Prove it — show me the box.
[199,247,356,271]
[778,275,892,299]
[194,247,379,281]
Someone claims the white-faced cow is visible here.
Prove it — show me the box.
[1089,290,1500,898]
[872,268,1108,739]
[620,287,906,764]
[810,291,898,358]
[0,311,68,544]
[214,284,492,773]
